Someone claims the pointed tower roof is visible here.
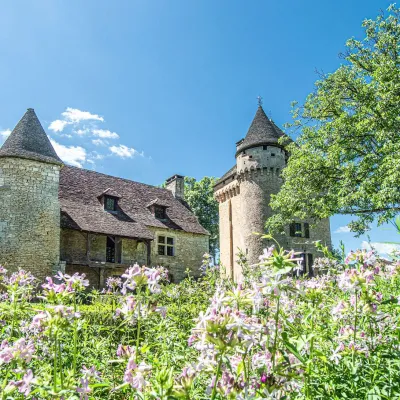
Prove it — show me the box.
[235,105,291,156]
[0,108,63,165]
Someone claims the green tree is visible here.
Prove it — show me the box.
[267,4,400,236]
[184,177,219,260]
[162,177,219,259]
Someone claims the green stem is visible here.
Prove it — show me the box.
[306,300,315,399]
[73,294,78,376]
[10,292,17,338]
[272,296,281,372]
[211,356,223,400]
[58,338,64,389]
[135,299,141,363]
[53,330,58,393]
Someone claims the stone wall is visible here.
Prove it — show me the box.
[216,145,332,281]
[148,227,209,282]
[0,157,61,281]
[62,228,208,287]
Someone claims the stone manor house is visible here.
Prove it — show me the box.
[0,109,209,287]
[214,104,332,281]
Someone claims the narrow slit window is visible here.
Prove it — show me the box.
[304,222,310,238]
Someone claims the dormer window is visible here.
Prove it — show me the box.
[104,196,117,211]
[154,205,166,220]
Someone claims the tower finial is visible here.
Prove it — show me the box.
[257,95,263,107]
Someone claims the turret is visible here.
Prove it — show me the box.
[234,105,290,266]
[0,108,63,280]
[215,101,331,281]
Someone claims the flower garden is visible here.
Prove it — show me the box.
[1,240,400,399]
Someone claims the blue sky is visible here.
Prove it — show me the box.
[0,0,398,254]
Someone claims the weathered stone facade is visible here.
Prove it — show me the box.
[215,106,332,281]
[0,158,61,281]
[0,108,209,287]
[148,228,209,282]
[61,227,209,286]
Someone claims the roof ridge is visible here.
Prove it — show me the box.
[65,165,174,193]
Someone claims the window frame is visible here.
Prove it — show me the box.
[154,205,167,220]
[157,235,175,257]
[104,196,117,212]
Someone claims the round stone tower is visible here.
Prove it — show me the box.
[0,108,63,280]
[215,103,332,281]
[235,105,289,265]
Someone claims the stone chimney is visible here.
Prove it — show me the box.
[166,174,185,200]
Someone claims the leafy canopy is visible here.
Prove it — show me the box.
[162,176,219,257]
[184,176,219,257]
[267,4,400,235]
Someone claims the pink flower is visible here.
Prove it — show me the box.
[13,338,35,363]
[116,344,135,358]
[123,356,150,391]
[13,369,34,395]
[0,342,13,364]
[76,378,91,400]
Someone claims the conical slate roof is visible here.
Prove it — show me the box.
[235,105,291,156]
[0,108,63,165]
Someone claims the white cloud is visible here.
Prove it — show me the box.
[92,129,119,139]
[334,225,351,234]
[109,144,137,158]
[361,241,400,255]
[1,129,11,138]
[50,138,86,168]
[48,108,104,133]
[61,107,104,124]
[48,120,68,133]
[74,128,90,136]
[92,139,108,146]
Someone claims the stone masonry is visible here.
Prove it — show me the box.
[0,108,209,287]
[214,105,332,281]
[0,158,61,281]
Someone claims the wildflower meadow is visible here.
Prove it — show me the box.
[1,239,400,399]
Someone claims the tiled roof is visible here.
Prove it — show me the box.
[214,165,237,187]
[235,106,291,156]
[59,166,209,239]
[0,109,63,165]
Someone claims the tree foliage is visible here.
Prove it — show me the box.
[267,4,400,235]
[184,176,219,258]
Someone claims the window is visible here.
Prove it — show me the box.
[271,153,275,157]
[106,236,121,263]
[106,236,115,263]
[290,222,309,238]
[304,222,310,239]
[158,235,175,256]
[263,145,268,150]
[104,196,117,211]
[154,205,166,220]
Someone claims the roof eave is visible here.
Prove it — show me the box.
[0,152,64,166]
